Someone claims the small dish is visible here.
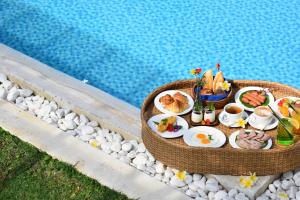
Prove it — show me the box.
[229,130,272,149]
[271,96,300,118]
[147,114,189,138]
[154,90,194,115]
[248,113,278,130]
[218,111,249,127]
[183,126,226,148]
[235,86,275,112]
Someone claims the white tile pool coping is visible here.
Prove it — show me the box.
[0,44,281,200]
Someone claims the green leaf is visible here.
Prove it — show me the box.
[153,121,159,125]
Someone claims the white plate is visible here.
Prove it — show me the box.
[154,90,194,115]
[183,126,226,148]
[147,114,189,138]
[248,113,278,130]
[271,96,300,118]
[235,86,275,112]
[229,130,272,149]
[218,111,249,128]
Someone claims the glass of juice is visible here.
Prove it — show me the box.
[276,118,295,146]
[291,112,300,135]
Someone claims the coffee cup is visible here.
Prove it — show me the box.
[223,103,244,124]
[252,106,273,127]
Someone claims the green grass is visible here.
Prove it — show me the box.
[0,127,130,200]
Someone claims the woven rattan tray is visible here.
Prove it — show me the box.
[141,80,300,175]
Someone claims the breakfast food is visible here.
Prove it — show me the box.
[241,90,267,107]
[196,133,213,144]
[201,69,227,95]
[159,92,189,113]
[277,98,300,117]
[235,129,270,149]
[153,116,182,133]
[213,71,225,93]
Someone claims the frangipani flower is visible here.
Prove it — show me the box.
[221,81,231,91]
[175,171,186,181]
[190,68,202,75]
[89,140,100,148]
[239,172,257,188]
[277,192,289,199]
[237,118,247,128]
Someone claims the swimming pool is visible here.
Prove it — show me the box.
[1,0,299,107]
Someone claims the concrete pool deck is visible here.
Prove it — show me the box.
[0,43,279,199]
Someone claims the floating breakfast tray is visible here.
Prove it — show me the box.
[141,80,300,175]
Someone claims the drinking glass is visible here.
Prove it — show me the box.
[276,118,294,146]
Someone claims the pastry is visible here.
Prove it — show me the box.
[165,99,186,113]
[159,94,174,105]
[173,92,188,105]
[202,69,213,91]
[213,71,224,93]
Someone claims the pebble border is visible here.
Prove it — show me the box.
[0,73,300,200]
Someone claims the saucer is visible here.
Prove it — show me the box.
[219,111,249,128]
[248,113,278,130]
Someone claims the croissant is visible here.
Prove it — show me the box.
[159,94,174,105]
[173,92,188,105]
[165,99,187,113]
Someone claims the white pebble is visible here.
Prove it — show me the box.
[283,171,294,180]
[137,164,146,171]
[137,143,146,153]
[206,183,219,192]
[184,174,193,184]
[111,142,121,152]
[132,154,147,165]
[229,188,238,197]
[62,119,76,130]
[112,134,123,142]
[273,180,281,188]
[256,196,269,200]
[146,166,156,174]
[215,190,228,200]
[193,174,202,181]
[170,176,186,188]
[282,179,294,190]
[19,89,33,97]
[208,192,216,200]
[235,193,249,200]
[155,162,165,174]
[95,135,107,144]
[79,135,94,142]
[87,120,98,127]
[0,88,7,99]
[126,151,136,159]
[268,184,276,193]
[7,89,19,102]
[185,189,197,198]
[121,143,133,152]
[15,96,24,104]
[81,125,94,135]
[2,80,12,90]
[79,114,89,124]
[65,112,76,121]
[56,109,65,118]
[287,186,298,199]
[164,169,174,178]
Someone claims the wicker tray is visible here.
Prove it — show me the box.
[141,79,300,175]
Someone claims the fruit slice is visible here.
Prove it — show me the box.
[279,105,290,117]
[287,117,300,129]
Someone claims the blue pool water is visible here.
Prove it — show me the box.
[1,0,300,107]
